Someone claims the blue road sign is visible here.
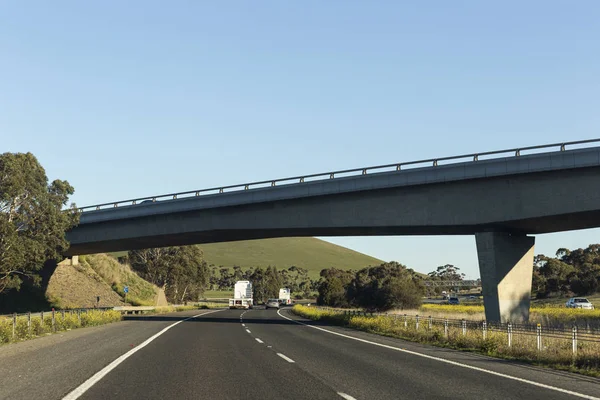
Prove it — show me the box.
[123,286,129,293]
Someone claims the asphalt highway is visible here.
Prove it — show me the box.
[1,308,599,400]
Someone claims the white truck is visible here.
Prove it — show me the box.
[279,288,292,306]
[229,281,254,309]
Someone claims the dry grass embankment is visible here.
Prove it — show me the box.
[0,310,122,345]
[292,305,600,377]
[84,254,159,306]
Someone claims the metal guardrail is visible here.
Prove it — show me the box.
[77,138,600,213]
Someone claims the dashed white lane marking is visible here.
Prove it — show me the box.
[267,345,272,348]
[246,329,251,333]
[277,310,600,400]
[276,353,295,363]
[337,393,357,400]
[255,338,264,344]
[62,309,225,400]
[242,324,245,327]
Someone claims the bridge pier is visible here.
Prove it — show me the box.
[475,232,535,323]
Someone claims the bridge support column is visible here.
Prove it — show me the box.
[475,232,535,323]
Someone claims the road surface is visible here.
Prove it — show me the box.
[0,308,598,400]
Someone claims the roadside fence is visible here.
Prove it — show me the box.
[314,307,600,356]
[0,308,120,344]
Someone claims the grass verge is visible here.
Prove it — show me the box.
[292,305,600,377]
[0,310,122,345]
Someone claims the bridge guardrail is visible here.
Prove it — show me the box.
[78,138,600,213]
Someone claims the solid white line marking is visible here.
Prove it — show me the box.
[246,329,251,333]
[276,353,295,363]
[337,393,357,400]
[277,310,600,400]
[255,338,264,344]
[62,309,224,400]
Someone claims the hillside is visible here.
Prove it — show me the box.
[198,237,384,278]
[47,260,124,308]
[46,254,162,308]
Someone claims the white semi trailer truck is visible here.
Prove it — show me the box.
[229,281,254,309]
[279,288,292,306]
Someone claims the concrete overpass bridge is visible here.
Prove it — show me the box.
[66,139,600,322]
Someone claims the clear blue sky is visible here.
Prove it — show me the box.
[2,1,599,278]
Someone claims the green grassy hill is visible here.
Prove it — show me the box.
[198,237,384,279]
[111,238,384,279]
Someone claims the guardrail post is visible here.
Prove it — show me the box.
[12,313,16,339]
[404,314,408,328]
[507,323,513,347]
[444,319,448,338]
[428,316,432,330]
[415,315,419,330]
[572,326,577,355]
[52,309,55,332]
[536,324,542,351]
[482,321,487,340]
[462,319,466,336]
[27,312,31,335]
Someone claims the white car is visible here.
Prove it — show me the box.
[565,297,594,310]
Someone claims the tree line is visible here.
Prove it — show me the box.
[533,244,600,298]
[208,264,315,299]
[316,262,425,311]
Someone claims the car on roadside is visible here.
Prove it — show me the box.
[565,297,594,310]
[265,299,280,309]
[448,297,460,305]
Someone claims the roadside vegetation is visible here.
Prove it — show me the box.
[0,152,79,312]
[418,304,600,330]
[292,305,600,377]
[0,310,122,345]
[317,262,424,311]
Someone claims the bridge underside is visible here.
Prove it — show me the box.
[66,209,600,255]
